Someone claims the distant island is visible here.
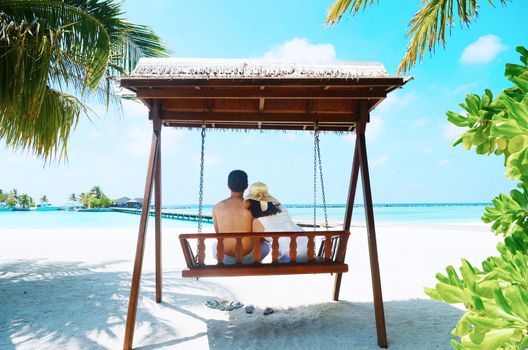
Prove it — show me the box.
[0,186,142,211]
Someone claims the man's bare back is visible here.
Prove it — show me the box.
[212,195,253,256]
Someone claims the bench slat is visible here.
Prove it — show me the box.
[182,263,348,278]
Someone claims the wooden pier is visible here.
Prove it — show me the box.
[112,207,339,228]
[112,207,213,224]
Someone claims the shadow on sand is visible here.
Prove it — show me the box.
[0,260,462,349]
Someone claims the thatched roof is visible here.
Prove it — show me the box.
[114,196,131,203]
[127,58,390,80]
[119,58,410,132]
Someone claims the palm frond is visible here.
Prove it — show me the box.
[326,0,510,74]
[0,0,169,161]
[326,0,379,25]
[1,0,111,88]
[0,87,88,160]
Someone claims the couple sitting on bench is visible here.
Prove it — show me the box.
[212,170,308,264]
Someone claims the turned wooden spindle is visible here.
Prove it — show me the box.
[289,236,297,263]
[217,238,224,265]
[253,238,261,263]
[307,236,315,262]
[324,234,332,261]
[272,237,279,263]
[235,238,243,263]
[197,238,206,265]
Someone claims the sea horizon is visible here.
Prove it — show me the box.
[0,202,490,230]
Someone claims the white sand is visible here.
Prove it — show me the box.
[0,221,501,349]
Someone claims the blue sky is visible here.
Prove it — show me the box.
[1,0,527,205]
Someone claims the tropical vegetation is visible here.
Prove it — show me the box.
[0,0,169,161]
[326,0,510,74]
[326,1,528,348]
[68,193,77,202]
[424,47,528,349]
[0,188,35,208]
[78,186,113,208]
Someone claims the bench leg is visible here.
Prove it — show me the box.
[333,272,343,301]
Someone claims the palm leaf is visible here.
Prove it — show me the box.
[0,86,88,160]
[0,0,169,161]
[326,0,509,74]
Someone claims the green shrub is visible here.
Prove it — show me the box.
[427,46,528,349]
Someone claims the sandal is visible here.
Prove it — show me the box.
[205,299,244,311]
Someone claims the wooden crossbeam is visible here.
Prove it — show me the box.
[160,111,359,123]
[136,87,387,99]
[161,122,355,132]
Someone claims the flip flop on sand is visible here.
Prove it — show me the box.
[205,300,244,311]
[245,305,254,314]
[263,307,274,315]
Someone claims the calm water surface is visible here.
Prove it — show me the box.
[0,204,488,230]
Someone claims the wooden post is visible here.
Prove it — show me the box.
[123,124,160,350]
[153,102,162,304]
[357,103,388,348]
[333,138,360,301]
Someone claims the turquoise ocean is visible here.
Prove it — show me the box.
[0,203,489,230]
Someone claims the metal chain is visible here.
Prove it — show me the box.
[315,131,329,230]
[197,125,206,233]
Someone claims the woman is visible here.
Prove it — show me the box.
[244,182,308,263]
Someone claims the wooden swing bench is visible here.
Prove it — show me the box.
[179,230,349,277]
[119,58,411,350]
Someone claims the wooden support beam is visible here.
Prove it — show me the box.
[160,111,360,123]
[162,121,356,132]
[136,87,387,99]
[153,102,162,304]
[123,130,160,350]
[357,103,388,348]
[333,130,361,301]
[343,139,361,231]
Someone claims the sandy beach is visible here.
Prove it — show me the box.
[0,221,500,349]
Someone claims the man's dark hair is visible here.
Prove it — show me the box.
[228,170,248,192]
[246,199,282,218]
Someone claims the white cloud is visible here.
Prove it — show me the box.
[122,99,149,119]
[443,123,463,139]
[460,35,506,64]
[422,148,434,155]
[371,154,389,168]
[411,118,428,128]
[262,38,336,63]
[367,115,384,141]
[451,82,478,96]
[438,159,450,166]
[376,91,416,115]
[122,124,150,157]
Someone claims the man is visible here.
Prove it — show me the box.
[212,170,268,263]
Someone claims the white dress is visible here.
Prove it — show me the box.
[256,209,308,263]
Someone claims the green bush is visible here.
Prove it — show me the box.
[427,46,528,349]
